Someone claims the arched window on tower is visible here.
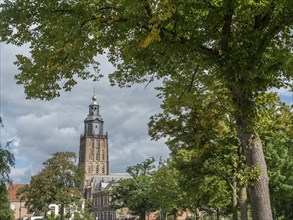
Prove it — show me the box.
[102,164,105,174]
[96,165,99,174]
[102,149,104,161]
[96,153,100,161]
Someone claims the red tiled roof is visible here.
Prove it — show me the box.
[8,184,28,201]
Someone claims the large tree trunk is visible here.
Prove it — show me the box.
[239,186,248,220]
[237,129,272,220]
[232,181,238,220]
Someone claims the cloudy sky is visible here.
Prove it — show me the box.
[0,43,170,183]
[1,43,292,184]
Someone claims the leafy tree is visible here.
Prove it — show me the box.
[0,140,15,186]
[254,93,293,219]
[110,157,156,220]
[150,159,188,220]
[18,152,83,220]
[1,1,293,219]
[18,173,53,215]
[149,76,252,219]
[151,158,231,220]
[266,131,293,220]
[150,78,292,220]
[82,199,94,220]
[0,128,15,220]
[0,184,15,220]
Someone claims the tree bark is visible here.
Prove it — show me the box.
[60,204,64,220]
[140,211,146,220]
[237,129,273,220]
[232,181,238,220]
[216,208,220,220]
[270,190,276,220]
[172,208,177,220]
[239,186,248,220]
[195,208,200,220]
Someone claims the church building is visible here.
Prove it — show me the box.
[78,94,110,197]
[78,94,133,219]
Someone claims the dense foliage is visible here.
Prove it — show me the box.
[110,158,157,220]
[1,1,292,219]
[0,184,15,220]
[255,94,293,219]
[18,152,83,220]
[150,92,293,219]
[0,123,15,220]
[0,140,15,186]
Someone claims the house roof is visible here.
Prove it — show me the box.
[8,184,28,201]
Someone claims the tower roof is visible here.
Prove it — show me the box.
[84,93,104,136]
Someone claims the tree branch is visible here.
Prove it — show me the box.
[196,46,219,59]
[254,13,272,30]
[251,15,293,68]
[221,0,234,53]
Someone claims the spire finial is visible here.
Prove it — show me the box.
[92,87,97,101]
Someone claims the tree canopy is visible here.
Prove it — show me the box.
[1,1,292,219]
[255,94,293,219]
[0,184,14,220]
[0,0,292,100]
[0,136,15,220]
[0,140,15,186]
[110,158,156,220]
[18,152,83,220]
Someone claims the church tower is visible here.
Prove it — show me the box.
[78,94,109,191]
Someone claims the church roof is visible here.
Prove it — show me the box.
[92,173,131,191]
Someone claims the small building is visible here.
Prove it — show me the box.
[91,174,136,220]
[8,184,33,220]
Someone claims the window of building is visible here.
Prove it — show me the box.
[96,165,99,174]
[88,166,91,174]
[102,164,105,174]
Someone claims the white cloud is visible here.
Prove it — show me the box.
[270,87,292,97]
[1,43,170,184]
[2,42,292,185]
[10,167,33,184]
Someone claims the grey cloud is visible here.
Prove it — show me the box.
[1,43,170,183]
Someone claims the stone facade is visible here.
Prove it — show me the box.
[78,95,109,198]
[91,174,133,220]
